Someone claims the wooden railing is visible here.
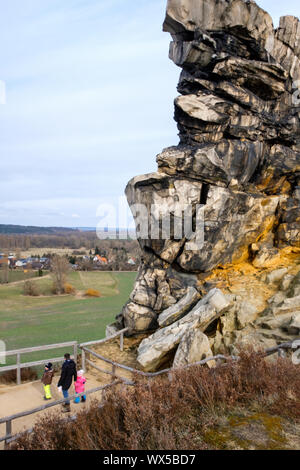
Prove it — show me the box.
[0,329,129,447]
[0,328,128,386]
[80,338,300,381]
[0,341,78,385]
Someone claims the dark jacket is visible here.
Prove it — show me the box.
[41,369,54,385]
[58,360,77,390]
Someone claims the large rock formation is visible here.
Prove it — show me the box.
[110,0,300,371]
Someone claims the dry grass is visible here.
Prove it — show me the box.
[10,350,300,450]
[0,368,38,384]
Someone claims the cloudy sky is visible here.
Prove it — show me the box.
[0,0,299,228]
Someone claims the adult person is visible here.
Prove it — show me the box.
[57,353,77,413]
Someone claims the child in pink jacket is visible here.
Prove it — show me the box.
[74,370,87,403]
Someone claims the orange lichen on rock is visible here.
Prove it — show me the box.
[199,246,300,295]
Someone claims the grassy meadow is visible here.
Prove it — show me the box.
[0,271,137,367]
[0,270,46,284]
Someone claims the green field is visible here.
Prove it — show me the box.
[0,271,137,367]
[0,270,45,284]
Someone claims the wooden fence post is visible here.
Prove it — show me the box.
[111,364,116,382]
[73,342,78,366]
[120,332,124,352]
[16,354,21,385]
[4,420,12,449]
[81,348,86,372]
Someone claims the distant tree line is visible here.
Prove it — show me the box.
[0,224,78,234]
[0,232,139,253]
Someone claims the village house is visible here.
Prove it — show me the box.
[93,255,108,265]
[15,260,27,268]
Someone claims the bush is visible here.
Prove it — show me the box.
[23,280,40,296]
[84,289,101,298]
[9,350,300,450]
[63,283,76,294]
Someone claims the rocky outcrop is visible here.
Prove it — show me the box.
[255,271,300,336]
[114,0,300,371]
[213,267,300,356]
[137,289,230,372]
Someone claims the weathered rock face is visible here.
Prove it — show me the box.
[211,264,300,357]
[113,0,300,370]
[137,289,230,372]
[173,329,216,369]
[158,286,200,327]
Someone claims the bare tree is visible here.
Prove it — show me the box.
[51,255,70,294]
[0,260,9,284]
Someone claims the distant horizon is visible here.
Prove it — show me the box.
[0,223,136,230]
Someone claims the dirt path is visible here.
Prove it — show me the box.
[0,372,110,449]
[110,273,120,295]
[78,271,87,289]
[1,274,51,287]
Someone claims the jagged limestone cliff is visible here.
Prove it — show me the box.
[108,0,300,372]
